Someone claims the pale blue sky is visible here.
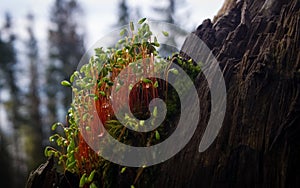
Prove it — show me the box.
[0,0,224,47]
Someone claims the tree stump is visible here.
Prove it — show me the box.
[150,0,300,187]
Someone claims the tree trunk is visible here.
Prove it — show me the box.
[150,0,300,187]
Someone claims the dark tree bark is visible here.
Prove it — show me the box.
[149,0,300,187]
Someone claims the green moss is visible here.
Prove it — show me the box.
[45,18,201,187]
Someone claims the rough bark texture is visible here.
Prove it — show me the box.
[150,0,300,187]
[213,0,237,22]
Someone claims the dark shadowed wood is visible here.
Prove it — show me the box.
[148,0,300,187]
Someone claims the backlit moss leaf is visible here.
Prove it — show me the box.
[79,173,87,188]
[129,84,133,91]
[124,113,130,121]
[107,80,114,86]
[121,167,127,173]
[44,146,55,157]
[130,21,134,31]
[169,68,179,75]
[80,64,86,73]
[85,83,95,89]
[115,84,121,92]
[49,134,60,142]
[89,182,98,188]
[139,120,145,126]
[51,123,58,131]
[83,113,89,121]
[162,31,169,37]
[101,67,108,77]
[155,130,160,140]
[70,74,75,83]
[152,42,160,47]
[138,18,146,25]
[153,106,158,117]
[117,58,124,64]
[142,78,152,83]
[67,161,76,169]
[120,28,127,36]
[99,54,106,61]
[88,170,96,183]
[67,140,75,153]
[99,91,106,96]
[61,80,72,87]
[116,50,123,56]
[118,38,125,44]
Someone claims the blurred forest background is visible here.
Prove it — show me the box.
[0,0,222,187]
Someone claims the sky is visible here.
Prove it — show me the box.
[0,0,224,47]
[0,0,224,133]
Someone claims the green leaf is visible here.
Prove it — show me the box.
[152,42,160,47]
[118,38,125,44]
[120,167,126,173]
[139,120,145,126]
[129,84,133,91]
[85,83,94,89]
[162,31,169,37]
[138,18,147,24]
[153,81,158,88]
[67,161,76,169]
[169,68,179,75]
[102,77,110,83]
[142,78,152,83]
[119,28,127,36]
[107,80,114,86]
[153,106,157,117]
[83,113,89,121]
[99,91,106,96]
[117,57,123,63]
[124,113,130,120]
[99,53,107,61]
[44,146,55,157]
[116,49,123,56]
[88,170,96,183]
[79,173,87,187]
[80,65,86,73]
[61,80,71,87]
[67,140,75,153]
[51,123,58,131]
[49,134,60,142]
[155,130,160,140]
[115,84,121,92]
[90,183,98,188]
[70,74,75,83]
[130,21,134,31]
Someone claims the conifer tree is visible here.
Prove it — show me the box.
[46,0,85,125]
